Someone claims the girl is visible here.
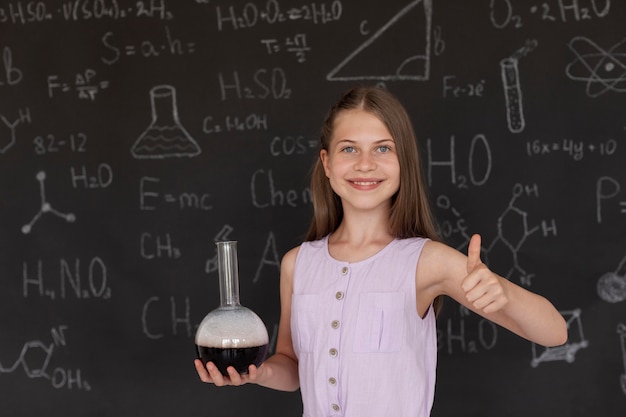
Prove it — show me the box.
[195,86,568,416]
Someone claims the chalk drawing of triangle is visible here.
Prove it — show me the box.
[327,0,432,82]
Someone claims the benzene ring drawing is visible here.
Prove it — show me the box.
[565,36,626,97]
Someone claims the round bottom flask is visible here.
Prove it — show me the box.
[195,241,269,376]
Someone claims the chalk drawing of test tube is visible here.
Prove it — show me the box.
[500,57,525,134]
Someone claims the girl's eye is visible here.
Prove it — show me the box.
[342,146,356,153]
[377,145,391,153]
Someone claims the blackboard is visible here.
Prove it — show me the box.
[1,1,625,416]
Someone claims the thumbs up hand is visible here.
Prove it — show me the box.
[461,234,509,314]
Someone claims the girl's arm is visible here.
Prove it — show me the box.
[421,234,568,347]
[194,247,300,391]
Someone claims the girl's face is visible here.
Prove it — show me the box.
[320,109,400,213]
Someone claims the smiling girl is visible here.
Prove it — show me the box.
[195,86,568,417]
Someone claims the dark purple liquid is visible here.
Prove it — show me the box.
[196,344,269,376]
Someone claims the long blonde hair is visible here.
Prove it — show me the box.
[305,86,443,315]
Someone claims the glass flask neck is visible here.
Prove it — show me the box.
[216,241,240,307]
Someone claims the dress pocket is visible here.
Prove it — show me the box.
[353,292,405,353]
[291,294,320,353]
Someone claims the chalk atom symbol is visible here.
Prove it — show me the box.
[565,36,626,97]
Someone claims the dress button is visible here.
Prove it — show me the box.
[341,266,349,275]
[335,291,344,300]
[331,320,340,329]
[331,404,340,412]
[328,377,337,385]
[329,348,338,357]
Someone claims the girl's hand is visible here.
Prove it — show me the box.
[194,359,260,387]
[461,234,509,314]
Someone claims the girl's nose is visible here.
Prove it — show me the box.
[354,152,375,171]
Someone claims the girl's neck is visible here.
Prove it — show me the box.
[327,214,394,263]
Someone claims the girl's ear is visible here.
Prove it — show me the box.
[320,149,331,178]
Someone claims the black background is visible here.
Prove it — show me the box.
[1,1,625,416]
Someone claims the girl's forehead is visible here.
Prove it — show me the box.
[333,109,386,129]
[331,109,392,139]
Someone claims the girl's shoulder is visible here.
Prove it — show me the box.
[418,240,467,283]
[281,245,301,266]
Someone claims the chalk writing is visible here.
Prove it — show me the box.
[101,26,196,66]
[0,0,174,23]
[70,164,113,190]
[215,0,343,31]
[0,107,31,153]
[250,169,312,208]
[139,176,213,211]
[202,113,269,135]
[253,231,281,283]
[328,0,431,81]
[47,70,110,100]
[131,85,201,159]
[426,133,492,188]
[489,0,611,28]
[434,194,469,244]
[596,176,626,223]
[0,326,91,390]
[526,138,617,160]
[60,0,173,21]
[269,135,317,156]
[22,171,76,234]
[566,36,626,97]
[618,323,626,394]
[218,68,292,100]
[0,1,52,23]
[500,39,536,133]
[0,46,23,86]
[484,183,557,286]
[205,225,235,274]
[33,132,87,155]
[437,305,498,355]
[442,75,485,98]
[22,257,111,300]
[140,232,182,260]
[261,33,311,63]
[531,309,587,366]
[141,296,192,339]
[597,253,626,303]
[435,184,556,287]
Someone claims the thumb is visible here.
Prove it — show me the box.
[467,234,483,273]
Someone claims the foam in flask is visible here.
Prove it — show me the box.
[195,241,269,376]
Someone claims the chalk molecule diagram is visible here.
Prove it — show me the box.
[436,183,555,287]
[565,36,626,97]
[531,309,588,367]
[0,326,90,390]
[22,171,76,234]
[0,107,31,154]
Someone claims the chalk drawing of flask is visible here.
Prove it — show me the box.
[131,85,201,159]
